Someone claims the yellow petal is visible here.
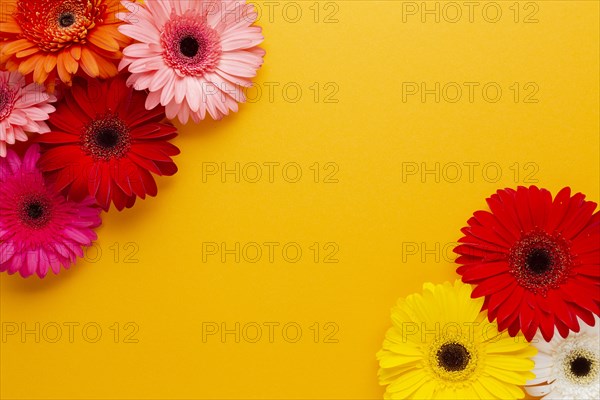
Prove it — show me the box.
[486,355,535,371]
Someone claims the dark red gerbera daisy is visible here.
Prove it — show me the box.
[455,186,599,342]
[37,75,180,211]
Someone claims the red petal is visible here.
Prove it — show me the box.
[38,145,82,172]
[154,160,178,176]
[130,143,178,162]
[562,201,597,240]
[457,261,509,282]
[128,170,147,199]
[139,168,157,197]
[471,274,514,298]
[127,152,162,175]
[110,159,134,196]
[36,132,79,144]
[546,187,572,233]
[95,163,112,211]
[487,193,521,237]
[515,186,534,232]
[472,210,516,246]
[539,312,555,342]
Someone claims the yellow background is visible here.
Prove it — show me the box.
[1,1,599,399]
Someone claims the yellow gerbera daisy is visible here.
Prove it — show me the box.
[377,280,537,399]
[0,0,133,90]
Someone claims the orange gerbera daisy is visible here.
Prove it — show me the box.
[0,0,133,90]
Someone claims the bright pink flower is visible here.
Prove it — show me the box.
[118,0,265,123]
[0,71,56,157]
[0,145,101,278]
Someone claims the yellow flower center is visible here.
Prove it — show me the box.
[429,337,479,382]
[563,349,599,385]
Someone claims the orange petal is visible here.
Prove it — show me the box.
[33,59,50,84]
[60,50,79,74]
[45,71,57,93]
[44,54,57,73]
[16,47,39,58]
[70,45,82,60]
[2,39,35,56]
[80,47,100,77]
[1,20,22,34]
[88,26,120,52]
[56,52,72,84]
[17,54,43,76]
[94,55,118,79]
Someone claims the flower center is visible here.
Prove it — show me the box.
[58,12,76,28]
[508,230,572,295]
[571,357,592,377]
[18,194,52,229]
[96,127,120,149]
[429,337,478,382]
[437,342,471,372]
[564,349,599,385]
[180,36,200,58]
[526,248,552,274]
[15,0,105,52]
[161,13,222,77]
[81,113,131,161]
[0,84,16,121]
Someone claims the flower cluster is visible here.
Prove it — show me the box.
[0,0,264,277]
[378,186,599,399]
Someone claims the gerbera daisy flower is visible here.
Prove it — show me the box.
[377,280,536,399]
[117,0,265,123]
[0,0,133,89]
[36,75,180,211]
[526,317,600,399]
[0,70,56,157]
[0,145,101,278]
[455,186,600,342]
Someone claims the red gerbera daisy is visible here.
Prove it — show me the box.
[455,186,600,342]
[36,75,180,211]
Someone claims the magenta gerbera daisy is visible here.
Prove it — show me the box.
[455,186,600,342]
[0,145,101,278]
[0,71,56,157]
[117,0,265,123]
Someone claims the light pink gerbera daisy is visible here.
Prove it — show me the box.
[117,0,265,123]
[0,145,102,278]
[0,71,56,157]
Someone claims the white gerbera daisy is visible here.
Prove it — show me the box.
[526,317,600,400]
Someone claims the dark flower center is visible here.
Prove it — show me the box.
[571,356,592,377]
[19,195,52,229]
[437,343,471,372]
[26,202,45,220]
[180,36,200,58]
[509,230,572,295]
[526,248,552,274]
[82,113,131,161]
[58,12,76,28]
[96,127,120,149]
